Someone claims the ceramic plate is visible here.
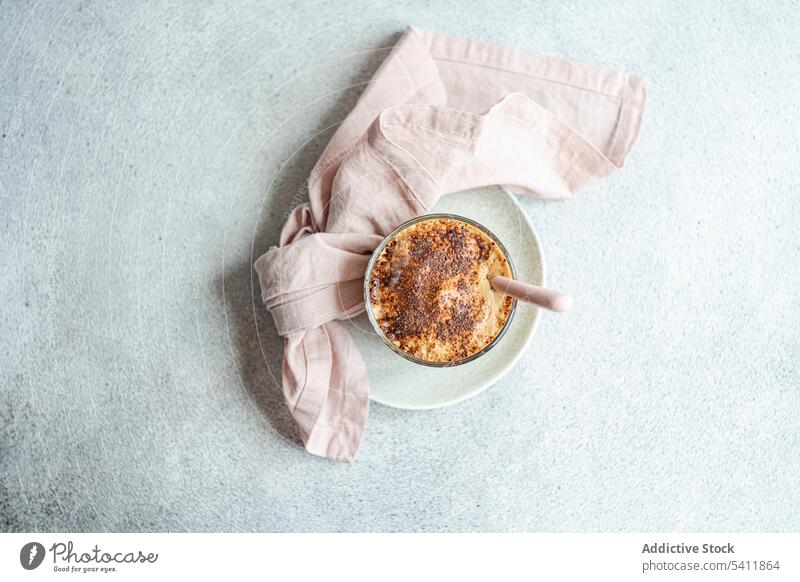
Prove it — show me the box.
[345,186,544,409]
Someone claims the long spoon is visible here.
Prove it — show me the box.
[491,276,573,313]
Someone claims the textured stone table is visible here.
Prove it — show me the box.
[1,1,798,532]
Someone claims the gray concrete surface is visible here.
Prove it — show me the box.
[1,1,799,532]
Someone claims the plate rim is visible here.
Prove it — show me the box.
[368,188,546,410]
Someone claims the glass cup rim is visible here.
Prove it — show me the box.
[363,213,518,368]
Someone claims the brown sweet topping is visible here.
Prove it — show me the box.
[369,218,513,363]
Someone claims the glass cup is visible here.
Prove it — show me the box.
[363,213,518,367]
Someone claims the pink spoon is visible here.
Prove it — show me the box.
[491,276,573,313]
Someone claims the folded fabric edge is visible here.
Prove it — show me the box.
[406,25,648,167]
[607,76,649,167]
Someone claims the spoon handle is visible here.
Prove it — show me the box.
[491,276,573,313]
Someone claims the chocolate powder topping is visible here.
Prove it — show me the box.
[369,218,513,363]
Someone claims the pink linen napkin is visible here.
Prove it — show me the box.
[254,26,647,462]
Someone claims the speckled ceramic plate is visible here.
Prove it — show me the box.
[345,186,544,409]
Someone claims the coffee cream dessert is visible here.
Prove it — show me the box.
[368,217,514,363]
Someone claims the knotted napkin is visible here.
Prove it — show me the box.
[254,26,647,461]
